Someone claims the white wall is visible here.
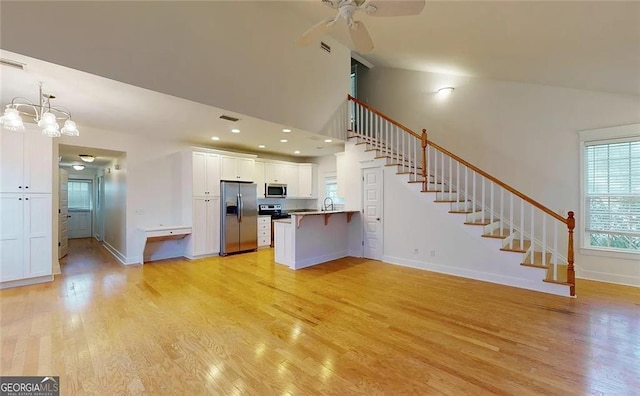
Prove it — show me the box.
[359,67,640,286]
[1,1,352,135]
[103,155,127,260]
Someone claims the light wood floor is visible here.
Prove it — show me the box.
[1,238,639,395]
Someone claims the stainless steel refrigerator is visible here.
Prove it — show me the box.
[220,181,258,255]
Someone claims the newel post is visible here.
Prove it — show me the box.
[421,129,428,188]
[567,211,576,296]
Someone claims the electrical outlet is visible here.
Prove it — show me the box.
[413,248,419,255]
[430,250,436,257]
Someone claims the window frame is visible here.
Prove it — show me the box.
[578,123,640,260]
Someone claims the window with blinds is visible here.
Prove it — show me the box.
[68,180,92,210]
[584,139,640,252]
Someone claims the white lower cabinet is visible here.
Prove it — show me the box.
[258,216,270,247]
[0,193,52,282]
[191,197,220,256]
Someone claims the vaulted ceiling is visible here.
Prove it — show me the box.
[1,1,638,157]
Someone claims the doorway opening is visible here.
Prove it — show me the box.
[58,144,125,266]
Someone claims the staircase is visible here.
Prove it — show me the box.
[342,95,576,297]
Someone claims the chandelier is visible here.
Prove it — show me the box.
[0,82,79,137]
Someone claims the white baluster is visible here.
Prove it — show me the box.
[481,177,486,219]
[553,221,558,280]
[509,194,514,249]
[542,216,547,266]
[520,200,524,250]
[530,205,535,264]
[490,183,494,224]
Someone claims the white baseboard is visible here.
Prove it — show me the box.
[293,250,349,270]
[0,275,53,290]
[383,255,571,297]
[103,242,138,265]
[577,269,640,288]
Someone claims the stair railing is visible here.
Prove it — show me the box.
[347,94,575,296]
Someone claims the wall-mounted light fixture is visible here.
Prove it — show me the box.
[437,87,455,96]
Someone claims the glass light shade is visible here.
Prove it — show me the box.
[0,108,25,131]
[37,112,58,128]
[79,154,94,163]
[72,164,85,171]
[61,120,79,136]
[42,122,61,137]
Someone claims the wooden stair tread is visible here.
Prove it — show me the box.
[464,218,496,226]
[500,239,531,253]
[545,264,569,284]
[435,199,466,203]
[482,228,510,238]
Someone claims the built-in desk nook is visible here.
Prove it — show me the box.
[136,225,192,264]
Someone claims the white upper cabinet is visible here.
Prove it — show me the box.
[192,152,220,196]
[298,164,318,199]
[221,156,254,182]
[284,164,299,197]
[265,162,286,184]
[254,161,266,198]
[0,129,52,193]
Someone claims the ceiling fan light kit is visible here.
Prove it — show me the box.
[299,0,426,53]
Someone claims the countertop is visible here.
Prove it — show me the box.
[288,210,357,216]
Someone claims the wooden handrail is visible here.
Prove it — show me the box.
[348,94,421,139]
[426,140,567,224]
[348,95,567,225]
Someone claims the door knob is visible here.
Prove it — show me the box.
[377,218,381,221]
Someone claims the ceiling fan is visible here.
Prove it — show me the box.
[297,0,426,53]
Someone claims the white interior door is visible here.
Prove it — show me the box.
[362,167,383,260]
[58,168,69,258]
[68,211,92,239]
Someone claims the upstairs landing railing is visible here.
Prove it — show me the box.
[347,95,575,296]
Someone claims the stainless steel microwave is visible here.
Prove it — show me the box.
[265,183,287,198]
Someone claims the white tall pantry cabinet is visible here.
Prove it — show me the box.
[0,128,53,287]
[183,150,221,258]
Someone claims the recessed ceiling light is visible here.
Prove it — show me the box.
[324,139,332,143]
[280,139,288,143]
[231,128,240,133]
[282,128,292,133]
[72,164,85,171]
[258,144,266,148]
[211,136,220,141]
[294,150,301,154]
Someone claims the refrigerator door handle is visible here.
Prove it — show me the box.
[238,193,243,222]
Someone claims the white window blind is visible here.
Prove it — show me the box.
[584,139,640,252]
[68,180,92,210]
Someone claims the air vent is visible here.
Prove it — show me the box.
[0,58,25,70]
[219,115,240,122]
[320,42,331,53]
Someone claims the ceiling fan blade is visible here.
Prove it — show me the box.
[321,0,340,10]
[349,21,374,53]
[296,18,335,46]
[364,0,426,17]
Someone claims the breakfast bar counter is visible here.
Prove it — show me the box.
[273,211,359,269]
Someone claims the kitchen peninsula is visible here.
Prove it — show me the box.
[274,210,359,269]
